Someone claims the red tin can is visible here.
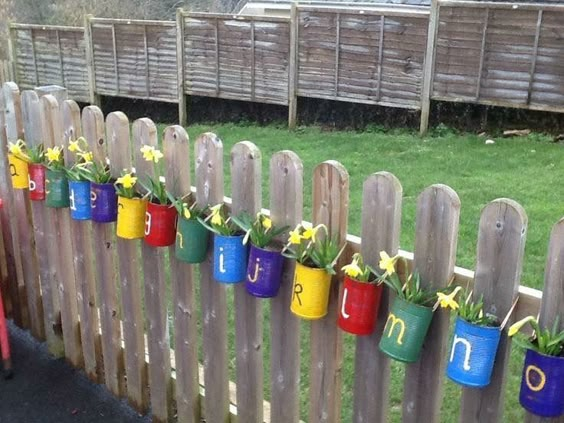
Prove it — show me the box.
[144,202,178,247]
[338,276,383,336]
[28,164,46,201]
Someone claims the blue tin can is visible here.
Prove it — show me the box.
[213,234,248,284]
[68,180,91,220]
[519,348,564,417]
[446,317,501,388]
[91,182,118,223]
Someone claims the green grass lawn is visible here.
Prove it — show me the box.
[158,122,561,422]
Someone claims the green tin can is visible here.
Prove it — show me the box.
[45,169,70,208]
[175,217,210,264]
[379,296,434,363]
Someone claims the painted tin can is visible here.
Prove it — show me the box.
[290,262,331,320]
[446,317,501,387]
[175,217,209,263]
[338,276,383,336]
[245,244,284,298]
[519,348,564,417]
[68,180,92,220]
[116,196,147,240]
[28,163,46,201]
[91,182,118,223]
[8,154,29,189]
[213,234,248,284]
[45,169,70,208]
[378,297,434,363]
[144,202,178,247]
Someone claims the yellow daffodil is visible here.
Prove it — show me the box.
[288,226,302,244]
[379,251,397,276]
[182,203,191,220]
[140,145,154,161]
[342,259,362,278]
[46,146,62,163]
[302,223,319,242]
[79,151,93,163]
[116,173,137,189]
[508,316,536,337]
[68,139,81,153]
[211,212,223,226]
[436,286,462,310]
[262,216,272,230]
[8,140,24,156]
[151,149,164,163]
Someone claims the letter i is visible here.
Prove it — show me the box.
[219,247,226,273]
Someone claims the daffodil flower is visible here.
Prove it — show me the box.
[151,149,164,163]
[288,226,302,244]
[436,286,462,310]
[8,140,24,156]
[508,316,537,337]
[379,251,397,276]
[140,145,154,161]
[342,260,362,278]
[182,204,191,220]
[68,139,81,153]
[262,216,272,230]
[79,151,93,163]
[302,223,320,242]
[46,146,62,163]
[116,173,137,189]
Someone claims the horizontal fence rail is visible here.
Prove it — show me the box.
[0,81,562,423]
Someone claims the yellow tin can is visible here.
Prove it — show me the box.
[8,154,29,189]
[116,196,147,239]
[290,262,332,320]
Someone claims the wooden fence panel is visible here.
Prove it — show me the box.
[309,161,349,423]
[83,105,124,395]
[63,100,102,380]
[352,172,402,423]
[133,118,173,422]
[183,13,291,106]
[90,19,178,103]
[195,133,229,423]
[10,25,88,102]
[269,151,303,423]
[108,111,148,412]
[231,141,263,423]
[297,6,429,109]
[403,184,460,423]
[525,218,564,423]
[21,90,64,356]
[40,94,83,368]
[460,199,527,422]
[164,125,199,423]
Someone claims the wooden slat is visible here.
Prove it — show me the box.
[83,105,124,395]
[231,141,263,423]
[39,93,83,368]
[352,172,402,423]
[84,15,99,106]
[309,161,349,423]
[111,24,119,96]
[419,0,439,135]
[107,111,148,412]
[376,15,385,101]
[288,4,298,128]
[133,118,173,423]
[269,151,303,423]
[525,218,564,423]
[21,89,64,356]
[195,132,229,423]
[63,100,102,381]
[164,125,200,423]
[177,9,187,126]
[475,7,489,100]
[334,13,341,98]
[526,10,543,105]
[459,199,528,422]
[402,184,460,423]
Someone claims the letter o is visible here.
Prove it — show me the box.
[525,365,546,392]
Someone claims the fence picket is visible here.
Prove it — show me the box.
[525,218,564,423]
[163,125,200,422]
[231,141,263,422]
[21,90,64,356]
[460,199,527,422]
[309,161,349,423]
[107,111,149,412]
[353,172,403,423]
[62,100,102,381]
[403,184,460,423]
[83,105,124,395]
[39,94,83,368]
[195,133,230,423]
[133,118,173,422]
[269,151,303,423]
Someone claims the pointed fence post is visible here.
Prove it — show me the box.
[231,141,263,423]
[353,172,402,423]
[108,111,149,413]
[163,125,200,423]
[269,151,303,423]
[460,199,527,422]
[402,184,460,423]
[309,160,349,423]
[195,133,229,423]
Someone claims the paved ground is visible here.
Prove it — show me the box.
[0,321,151,423]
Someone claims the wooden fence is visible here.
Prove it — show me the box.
[6,1,564,133]
[0,81,562,423]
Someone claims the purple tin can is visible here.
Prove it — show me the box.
[245,244,284,298]
[91,182,118,223]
